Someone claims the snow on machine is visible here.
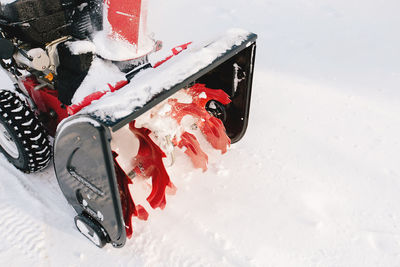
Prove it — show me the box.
[0,0,257,247]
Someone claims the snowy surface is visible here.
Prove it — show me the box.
[1,0,400,266]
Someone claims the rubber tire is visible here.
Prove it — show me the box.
[75,214,108,248]
[0,90,51,173]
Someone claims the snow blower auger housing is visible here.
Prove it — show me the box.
[0,0,257,248]
[54,33,257,247]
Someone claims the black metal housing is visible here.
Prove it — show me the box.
[54,116,126,247]
[101,33,257,144]
[198,40,256,143]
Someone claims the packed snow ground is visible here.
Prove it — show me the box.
[1,0,400,266]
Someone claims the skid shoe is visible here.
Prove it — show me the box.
[75,214,108,248]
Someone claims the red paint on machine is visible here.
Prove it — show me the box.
[106,0,142,46]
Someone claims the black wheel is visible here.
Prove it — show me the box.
[0,90,51,173]
[75,214,108,248]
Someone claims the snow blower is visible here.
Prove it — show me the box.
[0,0,257,248]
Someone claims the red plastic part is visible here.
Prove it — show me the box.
[187,83,231,106]
[177,132,208,172]
[106,0,142,46]
[129,121,174,210]
[113,151,149,239]
[168,85,232,154]
[135,205,149,221]
[200,116,231,154]
[169,100,230,154]
[153,42,192,68]
[168,99,209,124]
[23,76,69,135]
[113,152,137,238]
[111,84,231,232]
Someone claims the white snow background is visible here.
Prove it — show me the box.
[1,0,400,266]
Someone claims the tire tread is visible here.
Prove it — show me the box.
[0,90,51,173]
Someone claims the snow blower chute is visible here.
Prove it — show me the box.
[0,0,257,248]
